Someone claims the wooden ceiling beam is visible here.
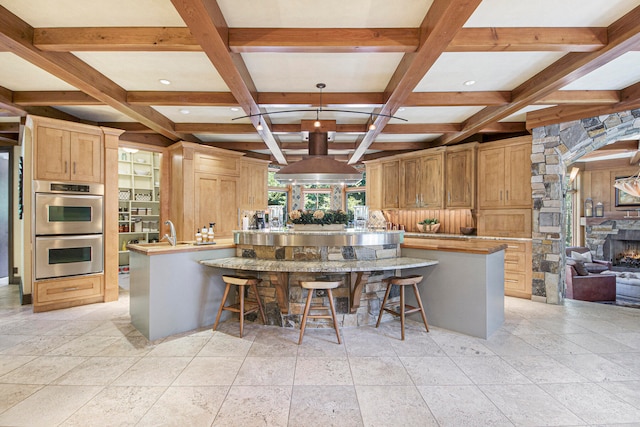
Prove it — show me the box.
[13,90,100,106]
[98,122,154,133]
[447,27,607,52]
[526,100,640,130]
[229,28,419,53]
[0,123,19,133]
[170,0,286,164]
[33,26,611,54]
[0,85,26,116]
[127,91,238,106]
[0,135,19,145]
[34,27,199,51]
[119,132,174,147]
[536,90,620,105]
[0,5,193,142]
[438,4,640,146]
[349,0,483,163]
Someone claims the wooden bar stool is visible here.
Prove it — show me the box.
[376,275,429,340]
[213,275,267,338]
[298,280,342,345]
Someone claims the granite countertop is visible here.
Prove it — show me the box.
[200,256,438,272]
[127,238,235,255]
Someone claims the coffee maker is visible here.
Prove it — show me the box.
[254,211,266,229]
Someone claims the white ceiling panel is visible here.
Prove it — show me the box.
[242,53,404,92]
[0,117,20,123]
[55,105,135,122]
[0,53,77,91]
[466,0,639,27]
[414,52,567,92]
[389,106,485,124]
[72,52,228,91]
[152,106,251,123]
[218,0,432,28]
[0,0,185,27]
[561,51,640,90]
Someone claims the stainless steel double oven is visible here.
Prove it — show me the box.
[34,180,104,280]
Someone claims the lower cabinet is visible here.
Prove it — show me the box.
[34,274,104,312]
[499,240,532,299]
[477,208,532,238]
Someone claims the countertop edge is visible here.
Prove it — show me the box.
[402,238,508,254]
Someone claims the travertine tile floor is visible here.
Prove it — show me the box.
[1,284,640,426]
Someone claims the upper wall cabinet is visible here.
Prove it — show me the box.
[35,125,103,183]
[168,142,244,240]
[238,158,269,210]
[399,150,444,209]
[382,160,400,209]
[365,162,382,210]
[478,137,532,209]
[445,143,477,209]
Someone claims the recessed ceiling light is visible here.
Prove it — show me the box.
[159,79,171,85]
[230,107,240,112]
[463,80,476,86]
[179,109,190,115]
[398,107,405,112]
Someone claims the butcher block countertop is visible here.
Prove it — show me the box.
[127,239,235,255]
[402,237,507,254]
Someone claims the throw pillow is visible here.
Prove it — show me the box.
[571,251,593,263]
[571,260,590,276]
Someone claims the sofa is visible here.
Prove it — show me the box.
[565,259,616,301]
[565,246,612,273]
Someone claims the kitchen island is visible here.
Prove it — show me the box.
[127,230,508,340]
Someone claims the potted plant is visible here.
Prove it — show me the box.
[417,218,440,233]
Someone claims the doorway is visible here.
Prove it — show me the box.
[0,148,10,287]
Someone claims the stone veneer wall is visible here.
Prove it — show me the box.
[532,108,640,303]
[236,243,401,327]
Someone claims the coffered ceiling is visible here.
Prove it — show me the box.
[0,0,639,164]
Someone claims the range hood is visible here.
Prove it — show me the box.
[274,132,363,185]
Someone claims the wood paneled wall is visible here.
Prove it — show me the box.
[385,209,475,234]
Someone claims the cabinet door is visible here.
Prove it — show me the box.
[382,160,399,209]
[366,163,382,210]
[251,165,268,208]
[399,158,420,208]
[445,149,474,208]
[478,147,506,208]
[194,173,238,239]
[504,144,532,208]
[420,153,444,208]
[36,127,70,181]
[238,161,252,208]
[70,132,103,183]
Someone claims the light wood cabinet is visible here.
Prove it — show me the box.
[34,274,103,312]
[238,158,269,210]
[399,150,445,209]
[35,126,103,183]
[382,160,399,209]
[478,137,532,209]
[477,208,532,238]
[498,240,532,299]
[168,142,244,240]
[194,173,239,238]
[366,162,382,210]
[445,143,476,209]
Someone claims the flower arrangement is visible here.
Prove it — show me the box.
[288,209,349,225]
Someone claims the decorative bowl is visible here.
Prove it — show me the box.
[460,227,476,235]
[416,223,440,233]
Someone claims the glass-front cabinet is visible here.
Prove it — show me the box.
[117,148,161,267]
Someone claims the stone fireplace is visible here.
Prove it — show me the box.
[586,220,640,271]
[603,228,640,271]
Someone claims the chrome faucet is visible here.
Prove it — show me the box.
[162,220,177,246]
